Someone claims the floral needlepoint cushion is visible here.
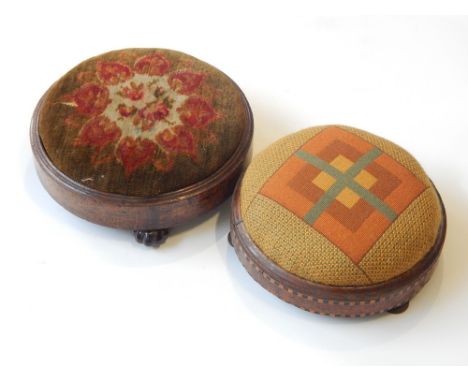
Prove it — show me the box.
[32,48,253,244]
[38,49,250,197]
[230,125,446,316]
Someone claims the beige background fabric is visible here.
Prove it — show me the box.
[243,194,372,285]
[240,126,328,216]
[359,187,441,282]
[240,125,442,286]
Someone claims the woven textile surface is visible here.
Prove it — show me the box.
[39,49,249,196]
[240,125,442,286]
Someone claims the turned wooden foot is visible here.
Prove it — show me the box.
[134,229,170,247]
[228,232,233,247]
[387,301,410,314]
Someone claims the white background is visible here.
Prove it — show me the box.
[1,1,468,378]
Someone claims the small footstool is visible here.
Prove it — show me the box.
[229,125,446,317]
[31,48,253,246]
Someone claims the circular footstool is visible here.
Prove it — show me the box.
[31,48,253,246]
[229,125,446,317]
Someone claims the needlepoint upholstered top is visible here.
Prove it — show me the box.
[230,125,446,317]
[31,49,253,245]
[38,49,250,196]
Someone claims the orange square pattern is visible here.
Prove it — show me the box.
[260,127,427,263]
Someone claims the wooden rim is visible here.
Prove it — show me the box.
[230,180,447,317]
[31,79,253,230]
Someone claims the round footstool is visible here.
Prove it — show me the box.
[229,125,446,317]
[31,48,253,246]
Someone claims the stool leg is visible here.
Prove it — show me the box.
[387,301,410,314]
[134,229,170,247]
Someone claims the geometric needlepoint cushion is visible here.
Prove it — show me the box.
[238,125,444,288]
[261,127,425,264]
[38,48,250,197]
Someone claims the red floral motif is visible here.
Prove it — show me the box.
[74,116,121,148]
[120,82,144,101]
[177,96,220,129]
[72,83,110,116]
[134,100,170,131]
[118,104,137,117]
[62,51,221,177]
[97,61,133,85]
[156,126,198,160]
[168,71,205,94]
[117,137,156,176]
[134,53,170,76]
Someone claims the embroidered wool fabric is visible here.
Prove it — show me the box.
[240,126,442,286]
[39,49,249,196]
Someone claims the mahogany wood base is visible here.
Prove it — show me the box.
[228,184,446,318]
[134,229,170,247]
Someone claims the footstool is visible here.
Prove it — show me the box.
[31,48,253,246]
[229,125,446,317]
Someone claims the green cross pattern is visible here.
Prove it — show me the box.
[295,148,397,225]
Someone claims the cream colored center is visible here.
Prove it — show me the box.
[103,73,188,140]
